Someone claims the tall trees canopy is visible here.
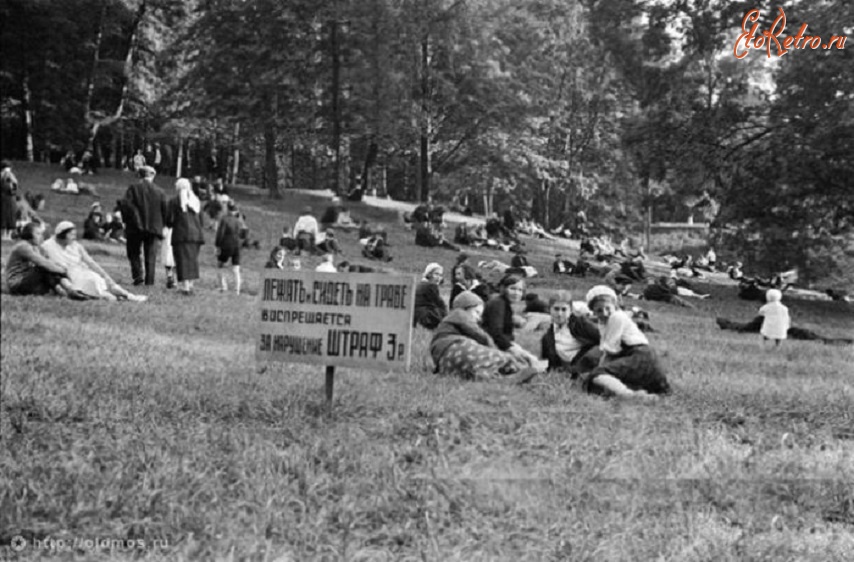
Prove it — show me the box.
[1,0,851,284]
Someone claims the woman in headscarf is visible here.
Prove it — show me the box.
[413,262,448,329]
[42,221,146,301]
[165,178,204,295]
[581,285,671,399]
[481,274,539,367]
[430,291,539,384]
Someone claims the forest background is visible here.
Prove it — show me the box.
[1,0,851,288]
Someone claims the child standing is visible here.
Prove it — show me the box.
[215,201,242,294]
[759,289,789,347]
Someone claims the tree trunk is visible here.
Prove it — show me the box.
[230,122,240,184]
[330,20,342,195]
[264,121,279,198]
[85,0,146,150]
[22,73,34,162]
[176,137,184,178]
[642,174,652,250]
[419,35,431,203]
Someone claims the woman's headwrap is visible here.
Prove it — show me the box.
[585,285,618,307]
[423,262,443,280]
[175,178,201,214]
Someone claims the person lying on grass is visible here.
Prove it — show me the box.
[42,221,147,302]
[430,291,540,385]
[482,274,540,367]
[715,312,852,346]
[642,276,697,308]
[5,222,82,298]
[669,270,710,299]
[540,291,602,379]
[579,285,672,400]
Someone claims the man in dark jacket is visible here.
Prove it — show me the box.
[122,166,167,285]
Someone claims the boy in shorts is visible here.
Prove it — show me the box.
[215,201,242,294]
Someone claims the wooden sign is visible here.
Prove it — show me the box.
[256,270,417,371]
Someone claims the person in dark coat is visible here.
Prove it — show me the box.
[482,274,538,366]
[215,200,242,294]
[643,276,695,308]
[503,208,516,232]
[449,253,481,309]
[414,263,448,330]
[83,203,106,241]
[122,166,167,285]
[1,161,18,240]
[165,178,204,295]
[540,291,602,378]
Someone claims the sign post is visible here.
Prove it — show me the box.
[256,270,417,405]
[325,365,335,404]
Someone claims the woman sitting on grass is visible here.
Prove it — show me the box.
[5,222,80,298]
[482,274,540,367]
[540,291,601,378]
[580,285,671,400]
[430,291,539,384]
[42,221,147,302]
[265,246,288,269]
[414,263,448,330]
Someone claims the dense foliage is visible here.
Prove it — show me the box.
[1,0,851,282]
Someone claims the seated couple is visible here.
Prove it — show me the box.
[6,222,145,302]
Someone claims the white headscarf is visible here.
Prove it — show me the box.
[422,262,443,281]
[766,289,782,303]
[175,178,200,214]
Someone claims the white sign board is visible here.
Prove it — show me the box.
[256,270,416,370]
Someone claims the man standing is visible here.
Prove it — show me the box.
[122,166,167,285]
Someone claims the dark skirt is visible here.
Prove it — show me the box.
[1,193,16,229]
[584,344,671,395]
[173,242,201,281]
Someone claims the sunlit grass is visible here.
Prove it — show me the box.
[1,162,852,561]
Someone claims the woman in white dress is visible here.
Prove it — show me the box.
[42,221,147,302]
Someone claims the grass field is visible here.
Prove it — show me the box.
[1,162,853,561]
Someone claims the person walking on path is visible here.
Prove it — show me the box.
[165,178,205,295]
[122,166,167,286]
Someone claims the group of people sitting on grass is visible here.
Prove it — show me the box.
[5,221,147,301]
[422,271,672,398]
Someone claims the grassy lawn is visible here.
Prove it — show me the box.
[1,162,853,561]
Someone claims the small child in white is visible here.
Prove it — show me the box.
[759,289,790,347]
[315,254,337,273]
